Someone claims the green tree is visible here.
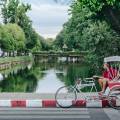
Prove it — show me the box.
[78,0,120,33]
[40,38,53,51]
[54,31,65,50]
[5,23,26,51]
[78,0,120,11]
[81,21,120,70]
[0,24,14,55]
[1,0,31,24]
[55,1,93,51]
[0,23,26,56]
[30,30,42,52]
[1,0,42,52]
[55,0,120,73]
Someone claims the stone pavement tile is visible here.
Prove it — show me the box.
[104,108,120,120]
[89,108,110,120]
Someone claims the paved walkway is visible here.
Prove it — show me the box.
[0,93,98,100]
[0,108,119,120]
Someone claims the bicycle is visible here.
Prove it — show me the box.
[55,78,98,108]
[55,78,120,109]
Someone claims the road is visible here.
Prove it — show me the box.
[0,107,119,120]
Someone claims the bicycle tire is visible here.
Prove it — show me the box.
[55,86,77,108]
[108,87,120,110]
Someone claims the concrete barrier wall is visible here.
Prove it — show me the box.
[0,56,32,70]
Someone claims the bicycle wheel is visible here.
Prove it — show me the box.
[55,86,77,108]
[108,87,120,110]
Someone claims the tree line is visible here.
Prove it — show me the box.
[0,0,50,56]
[1,0,120,69]
[54,0,120,71]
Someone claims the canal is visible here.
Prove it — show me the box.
[0,58,97,93]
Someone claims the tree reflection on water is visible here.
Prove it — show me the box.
[0,60,99,93]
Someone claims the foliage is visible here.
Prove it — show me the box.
[1,0,42,52]
[40,38,53,51]
[55,0,120,73]
[78,0,120,33]
[55,1,94,51]
[4,23,26,51]
[78,0,120,11]
[82,21,120,55]
[0,67,37,92]
[1,0,31,24]
[31,31,42,52]
[0,23,26,52]
[0,56,32,64]
[82,21,120,71]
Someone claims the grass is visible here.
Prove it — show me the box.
[0,56,33,64]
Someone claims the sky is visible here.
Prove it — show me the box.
[22,0,70,39]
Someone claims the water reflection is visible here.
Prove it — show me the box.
[34,62,93,93]
[0,74,3,81]
[0,63,38,92]
[35,69,65,93]
[0,60,95,93]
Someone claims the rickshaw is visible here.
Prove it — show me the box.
[55,56,120,109]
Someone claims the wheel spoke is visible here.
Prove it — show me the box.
[55,86,77,108]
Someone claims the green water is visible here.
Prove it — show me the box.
[0,60,99,93]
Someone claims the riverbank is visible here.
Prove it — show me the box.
[0,56,33,70]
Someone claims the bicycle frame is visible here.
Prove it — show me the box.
[71,83,97,101]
